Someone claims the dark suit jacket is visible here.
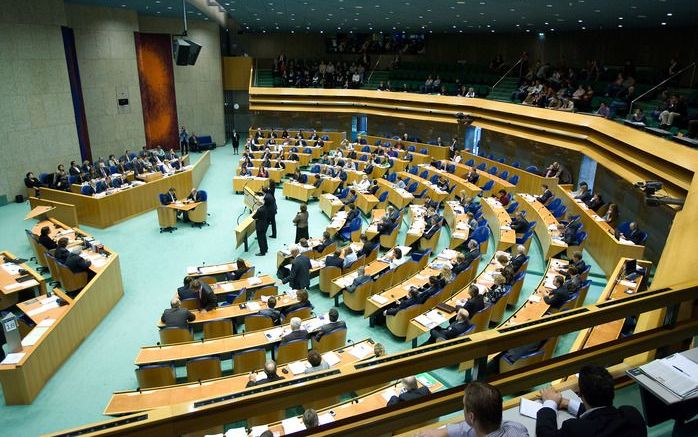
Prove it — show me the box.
[385,297,419,316]
[464,248,481,265]
[544,286,570,309]
[452,260,469,275]
[461,294,485,315]
[626,229,644,245]
[198,283,218,311]
[64,253,91,273]
[510,254,527,272]
[358,241,377,258]
[511,217,530,233]
[259,308,282,325]
[314,320,346,341]
[324,255,344,269]
[288,255,311,290]
[346,275,371,293]
[537,190,553,204]
[536,404,647,437]
[423,224,440,239]
[281,329,308,345]
[433,320,472,340]
[39,234,57,250]
[387,386,431,406]
[161,307,195,329]
[55,247,70,263]
[572,260,587,273]
[246,373,284,387]
[177,286,198,301]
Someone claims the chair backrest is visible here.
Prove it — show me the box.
[378,191,389,203]
[506,202,519,214]
[419,148,428,155]
[546,198,561,211]
[516,230,533,245]
[276,338,308,365]
[409,166,418,174]
[80,185,93,196]
[419,170,429,179]
[481,180,494,192]
[508,175,519,185]
[180,298,200,310]
[250,285,277,301]
[186,356,222,382]
[311,164,320,173]
[408,145,416,152]
[379,222,400,249]
[44,251,62,285]
[471,226,490,244]
[284,306,312,321]
[188,202,208,224]
[386,303,424,337]
[512,161,521,168]
[407,182,418,193]
[233,348,266,374]
[312,327,347,353]
[299,173,308,183]
[465,159,474,166]
[199,276,216,286]
[319,265,342,294]
[244,314,274,332]
[525,165,538,173]
[617,221,631,235]
[489,287,512,325]
[159,327,193,345]
[203,319,234,339]
[488,167,498,175]
[476,162,487,170]
[136,364,176,389]
[26,230,47,268]
[499,170,509,179]
[342,280,373,312]
[56,262,88,292]
[470,304,494,332]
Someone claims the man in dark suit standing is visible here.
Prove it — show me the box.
[161,298,195,329]
[252,196,271,256]
[423,309,472,345]
[536,365,647,437]
[314,308,347,342]
[263,185,278,239]
[285,246,311,290]
[232,130,240,154]
[387,375,431,406]
[191,279,217,313]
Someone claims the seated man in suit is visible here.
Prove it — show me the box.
[190,279,217,313]
[537,184,554,205]
[572,181,592,204]
[423,309,472,345]
[345,266,372,293]
[161,298,195,329]
[466,169,479,184]
[376,215,394,239]
[387,375,431,406]
[463,239,481,266]
[64,247,92,274]
[422,216,442,240]
[537,365,647,437]
[387,205,401,223]
[314,231,333,254]
[422,382,528,437]
[451,253,469,275]
[585,193,604,211]
[281,289,313,317]
[619,222,644,245]
[280,317,308,345]
[510,211,530,234]
[509,245,528,272]
[456,285,486,316]
[342,246,358,269]
[569,251,587,274]
[345,203,360,222]
[177,276,197,300]
[304,351,330,374]
[324,249,344,268]
[342,189,358,206]
[384,287,422,317]
[543,275,569,310]
[54,237,70,263]
[563,266,581,293]
[557,224,579,246]
[38,226,57,250]
[246,360,284,387]
[314,308,347,341]
[259,296,282,325]
[357,234,377,258]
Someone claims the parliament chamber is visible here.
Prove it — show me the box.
[1,1,697,436]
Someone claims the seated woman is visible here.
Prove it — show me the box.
[281,289,313,317]
[239,164,252,177]
[24,172,43,191]
[257,166,269,178]
[485,273,508,304]
[226,259,249,281]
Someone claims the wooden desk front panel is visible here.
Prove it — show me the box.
[0,253,123,404]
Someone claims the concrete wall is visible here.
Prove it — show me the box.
[65,4,145,160]
[0,0,80,200]
[138,17,225,145]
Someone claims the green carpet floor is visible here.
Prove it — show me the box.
[0,143,673,436]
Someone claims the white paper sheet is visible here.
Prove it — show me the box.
[281,417,305,434]
[322,351,341,367]
[21,327,49,347]
[1,352,25,365]
[519,397,543,419]
[288,361,309,375]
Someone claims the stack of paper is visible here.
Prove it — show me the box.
[318,412,335,425]
[246,302,261,311]
[640,354,698,398]
[223,427,248,437]
[415,314,435,328]
[186,266,199,275]
[21,327,49,347]
[426,310,447,326]
[281,417,306,434]
[371,295,389,304]
[247,276,262,285]
[288,360,310,375]
[519,397,543,419]
[322,351,341,367]
[1,263,21,275]
[1,352,25,365]
[349,342,373,359]
[381,387,399,402]
[528,295,542,303]
[248,425,269,437]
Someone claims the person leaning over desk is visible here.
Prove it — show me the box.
[161,298,195,329]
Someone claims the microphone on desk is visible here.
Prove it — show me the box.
[137,387,141,393]
[156,342,161,348]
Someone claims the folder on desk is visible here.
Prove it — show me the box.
[640,357,698,399]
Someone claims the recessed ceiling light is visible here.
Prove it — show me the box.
[667,12,673,16]
[120,4,126,7]
[582,26,586,30]
[618,17,623,20]
[661,22,667,25]
[618,24,623,28]
[578,19,583,23]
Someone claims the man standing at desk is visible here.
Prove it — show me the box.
[264,185,278,239]
[179,126,189,155]
[252,197,272,256]
[232,130,240,154]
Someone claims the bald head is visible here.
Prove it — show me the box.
[402,376,418,391]
[170,298,181,309]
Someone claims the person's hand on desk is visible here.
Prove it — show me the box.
[200,308,207,314]
[248,373,256,384]
[540,386,569,409]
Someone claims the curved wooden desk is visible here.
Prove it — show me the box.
[515,193,568,260]
[38,152,210,228]
[479,197,516,252]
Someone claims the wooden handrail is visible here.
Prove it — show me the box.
[46,279,698,436]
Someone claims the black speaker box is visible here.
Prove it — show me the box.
[173,38,202,66]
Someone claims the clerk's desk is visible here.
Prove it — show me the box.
[0,219,123,404]
[551,184,645,277]
[38,151,210,228]
[0,251,46,310]
[104,338,374,416]
[26,197,79,228]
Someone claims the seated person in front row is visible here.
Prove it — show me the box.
[161,298,195,329]
[618,221,644,245]
[384,287,424,318]
[64,247,92,275]
[544,275,569,311]
[345,266,372,294]
[510,211,529,234]
[24,172,43,190]
[38,226,57,250]
[246,360,283,387]
[314,308,347,341]
[259,296,282,325]
[387,375,431,407]
[281,288,313,317]
[280,317,308,345]
[342,246,358,268]
[423,309,472,345]
[190,279,217,313]
[54,237,70,263]
[451,253,469,275]
[226,259,249,281]
[416,382,529,437]
[357,233,377,258]
[537,365,647,437]
[324,249,344,268]
[422,216,442,240]
[304,350,330,374]
[456,285,486,316]
[386,247,408,270]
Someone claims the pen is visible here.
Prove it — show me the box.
[672,365,689,376]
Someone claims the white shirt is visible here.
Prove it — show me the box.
[356,179,370,191]
[447,420,529,437]
[390,256,409,270]
[343,251,358,268]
